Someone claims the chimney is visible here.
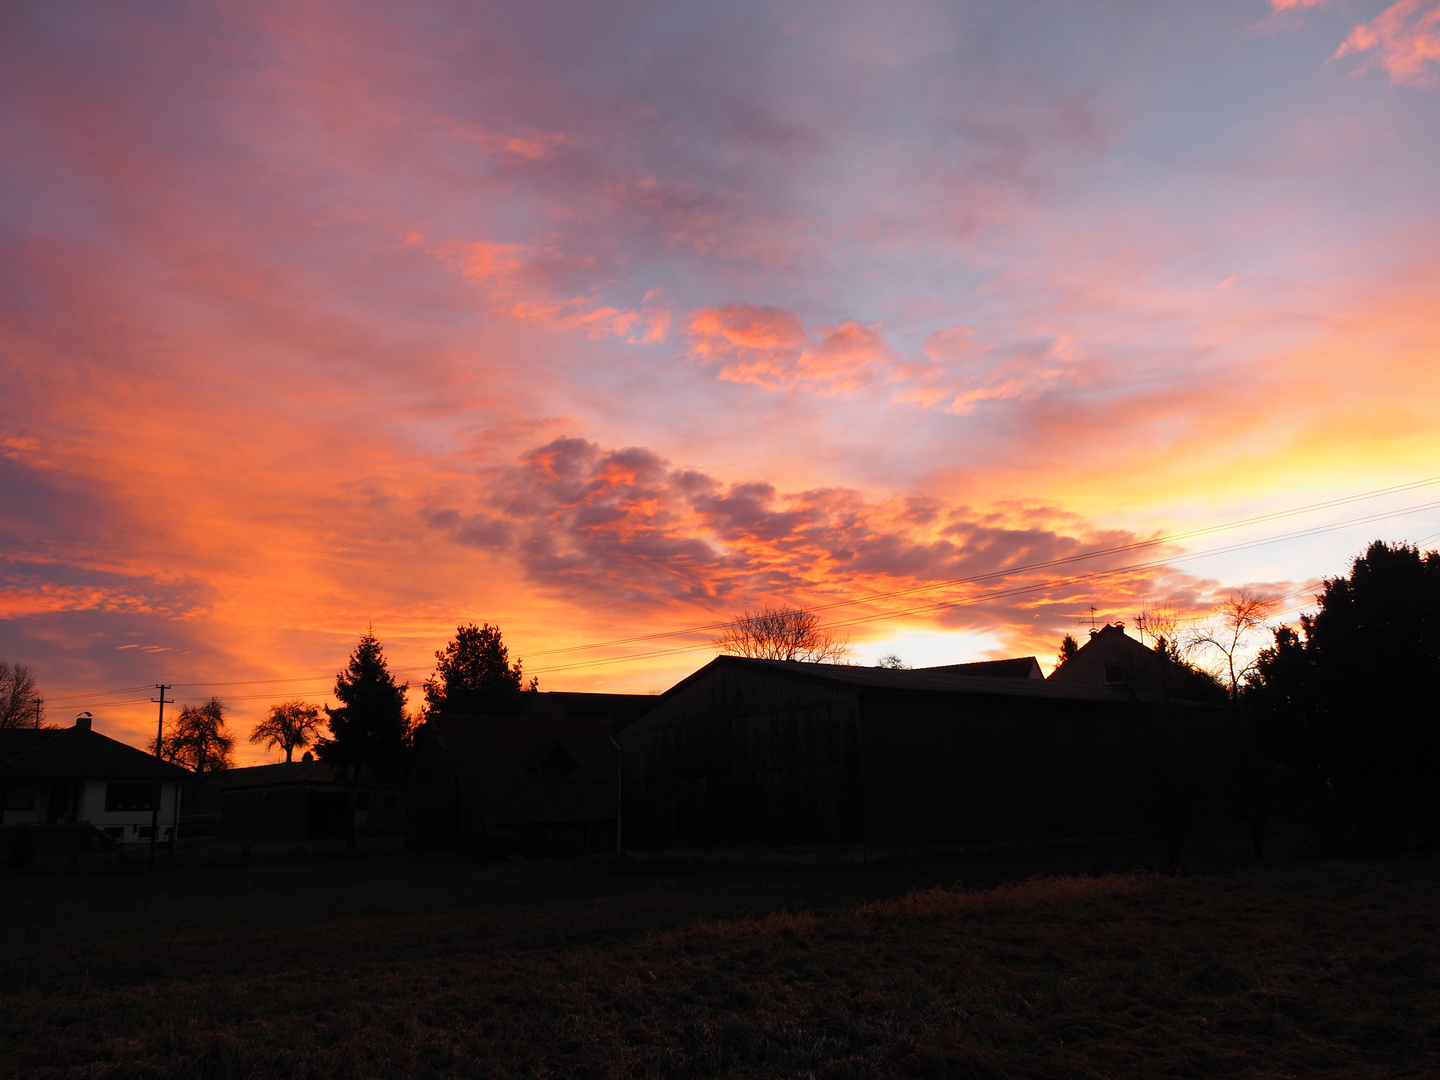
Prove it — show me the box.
[74,712,92,731]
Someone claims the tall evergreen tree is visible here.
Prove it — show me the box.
[424,623,535,715]
[317,628,411,787]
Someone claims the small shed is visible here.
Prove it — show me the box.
[616,656,1234,862]
[0,715,189,849]
[212,761,404,842]
[407,714,619,858]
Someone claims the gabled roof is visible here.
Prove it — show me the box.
[1048,623,1226,705]
[616,655,1130,731]
[424,714,616,785]
[0,723,191,780]
[518,691,654,723]
[419,714,617,824]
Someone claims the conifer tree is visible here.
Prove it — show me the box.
[317,628,410,786]
[424,623,535,715]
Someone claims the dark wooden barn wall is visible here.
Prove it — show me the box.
[620,667,865,850]
[404,734,458,854]
[859,692,1236,848]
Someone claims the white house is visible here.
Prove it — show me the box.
[0,714,189,845]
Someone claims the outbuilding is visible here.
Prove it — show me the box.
[615,656,1234,862]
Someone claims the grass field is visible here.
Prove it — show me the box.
[2,838,1438,1078]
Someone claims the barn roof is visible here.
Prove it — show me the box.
[517,690,654,722]
[0,722,191,780]
[616,655,1135,731]
[424,713,616,785]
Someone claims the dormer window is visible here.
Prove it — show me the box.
[1103,664,1125,685]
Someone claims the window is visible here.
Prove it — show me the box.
[2,786,36,811]
[137,826,156,840]
[105,782,157,811]
[1103,664,1125,685]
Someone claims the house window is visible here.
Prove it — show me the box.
[2,786,36,810]
[1103,664,1125,685]
[105,782,157,811]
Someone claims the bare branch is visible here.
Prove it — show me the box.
[713,606,851,663]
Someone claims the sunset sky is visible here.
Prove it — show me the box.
[3,0,1438,762]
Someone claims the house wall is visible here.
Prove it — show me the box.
[619,666,865,852]
[1,779,180,842]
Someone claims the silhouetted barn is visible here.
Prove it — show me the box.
[407,714,621,858]
[616,656,1234,862]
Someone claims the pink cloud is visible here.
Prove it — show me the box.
[687,304,893,392]
[1271,0,1325,9]
[1333,0,1440,86]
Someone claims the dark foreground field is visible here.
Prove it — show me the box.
[2,840,1438,1079]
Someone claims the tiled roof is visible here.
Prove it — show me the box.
[519,691,654,721]
[424,714,618,825]
[426,714,617,785]
[0,724,191,780]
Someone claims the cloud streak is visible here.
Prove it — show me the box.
[1333,0,1440,87]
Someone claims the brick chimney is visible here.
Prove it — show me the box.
[74,713,92,731]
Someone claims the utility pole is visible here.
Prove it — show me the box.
[149,685,171,870]
[31,697,42,729]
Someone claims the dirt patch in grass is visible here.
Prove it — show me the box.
[1,843,1438,1078]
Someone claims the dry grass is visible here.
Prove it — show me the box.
[1,840,1438,1078]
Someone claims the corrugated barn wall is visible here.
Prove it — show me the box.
[619,659,1237,860]
[620,663,866,851]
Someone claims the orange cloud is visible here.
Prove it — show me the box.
[687,304,893,392]
[1333,0,1440,86]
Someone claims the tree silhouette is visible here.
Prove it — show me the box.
[317,628,411,789]
[0,661,44,729]
[1054,634,1080,670]
[424,623,535,715]
[152,697,234,801]
[1191,590,1279,706]
[1247,540,1440,843]
[250,700,326,763]
[713,606,850,663]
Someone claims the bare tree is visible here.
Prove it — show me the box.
[0,662,44,729]
[251,700,326,763]
[1133,602,1183,650]
[1191,590,1279,705]
[875,652,908,669]
[713,606,850,663]
[153,697,236,799]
